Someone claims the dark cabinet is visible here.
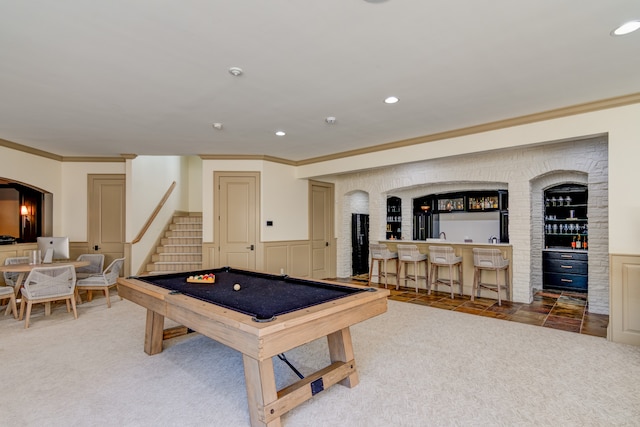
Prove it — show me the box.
[543,250,588,291]
[544,184,588,249]
[386,197,401,240]
[412,196,435,240]
[411,190,508,242]
[351,214,369,275]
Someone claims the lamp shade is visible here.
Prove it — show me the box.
[21,205,28,215]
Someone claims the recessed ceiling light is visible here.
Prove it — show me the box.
[325,116,337,124]
[384,96,399,104]
[611,20,640,36]
[212,123,223,130]
[275,130,286,136]
[228,67,243,76]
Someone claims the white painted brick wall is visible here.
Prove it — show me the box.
[337,136,609,314]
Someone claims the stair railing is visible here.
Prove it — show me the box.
[132,181,177,245]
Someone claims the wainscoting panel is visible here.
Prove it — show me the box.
[290,243,311,277]
[264,241,311,278]
[610,254,640,346]
[202,242,217,269]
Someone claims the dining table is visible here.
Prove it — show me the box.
[0,260,90,316]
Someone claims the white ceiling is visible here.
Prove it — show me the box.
[1,1,639,161]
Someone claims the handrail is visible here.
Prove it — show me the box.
[131,181,176,244]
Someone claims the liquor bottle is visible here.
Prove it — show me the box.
[571,236,576,249]
[576,235,582,249]
[583,236,588,250]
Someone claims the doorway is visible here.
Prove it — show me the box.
[214,172,259,269]
[309,181,334,279]
[87,174,125,265]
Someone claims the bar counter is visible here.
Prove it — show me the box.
[379,240,513,300]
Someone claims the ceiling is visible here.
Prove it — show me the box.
[1,1,639,162]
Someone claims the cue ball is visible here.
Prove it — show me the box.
[233,283,241,291]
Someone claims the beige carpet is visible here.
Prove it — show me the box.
[2,293,639,426]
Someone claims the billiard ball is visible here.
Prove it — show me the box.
[233,283,241,291]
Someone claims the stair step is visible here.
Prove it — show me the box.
[164,230,202,238]
[172,216,202,224]
[147,262,203,272]
[152,253,202,262]
[161,237,202,245]
[146,213,203,275]
[157,245,202,254]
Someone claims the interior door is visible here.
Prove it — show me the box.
[215,172,258,269]
[310,181,334,279]
[88,174,125,266]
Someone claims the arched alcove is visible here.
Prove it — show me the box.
[0,178,50,242]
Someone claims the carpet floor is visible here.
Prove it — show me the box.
[2,292,639,426]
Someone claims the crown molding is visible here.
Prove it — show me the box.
[199,154,296,166]
[2,92,639,165]
[296,92,640,165]
[61,156,127,162]
[0,138,63,161]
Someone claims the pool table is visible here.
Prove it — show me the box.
[117,267,389,427]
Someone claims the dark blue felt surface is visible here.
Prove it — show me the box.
[136,267,364,321]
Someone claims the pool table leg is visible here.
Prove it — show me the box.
[144,309,165,355]
[327,327,359,388]
[242,355,281,427]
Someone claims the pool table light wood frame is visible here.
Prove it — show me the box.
[117,275,389,427]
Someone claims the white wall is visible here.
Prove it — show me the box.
[127,155,189,273]
[439,211,500,243]
[329,137,610,313]
[262,161,308,241]
[201,159,308,243]
[187,156,202,213]
[0,146,63,233]
[299,104,640,258]
[61,161,125,241]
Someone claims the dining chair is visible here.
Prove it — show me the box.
[75,253,105,279]
[0,285,18,319]
[76,257,125,308]
[19,264,77,328]
[3,256,29,287]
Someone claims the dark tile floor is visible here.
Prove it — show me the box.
[337,277,609,338]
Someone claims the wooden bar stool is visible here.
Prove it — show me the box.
[397,244,428,293]
[428,246,463,298]
[368,244,398,288]
[472,248,510,305]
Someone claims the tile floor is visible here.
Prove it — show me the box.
[338,277,609,338]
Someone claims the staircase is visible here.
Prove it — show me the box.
[146,214,202,274]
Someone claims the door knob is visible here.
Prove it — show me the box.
[246,244,255,251]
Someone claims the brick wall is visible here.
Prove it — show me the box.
[337,136,609,314]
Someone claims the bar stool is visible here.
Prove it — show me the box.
[0,286,18,319]
[428,246,463,298]
[472,248,510,306]
[368,244,398,288]
[397,244,428,292]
